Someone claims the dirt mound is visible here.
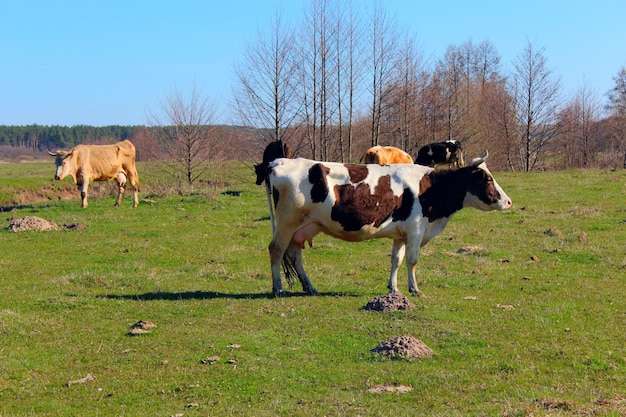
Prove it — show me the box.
[63,223,86,230]
[371,336,433,359]
[362,292,415,312]
[367,384,413,394]
[6,216,59,232]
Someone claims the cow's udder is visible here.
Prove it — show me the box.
[292,223,321,249]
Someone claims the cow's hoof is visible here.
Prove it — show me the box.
[273,289,284,298]
[305,288,319,296]
[410,290,425,297]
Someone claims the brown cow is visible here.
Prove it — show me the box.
[48,140,140,208]
[362,146,414,165]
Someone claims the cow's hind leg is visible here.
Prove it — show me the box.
[284,243,318,295]
[387,239,406,293]
[115,172,127,207]
[269,230,299,297]
[405,241,423,297]
[125,167,140,207]
[269,239,287,297]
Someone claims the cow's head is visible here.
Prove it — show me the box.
[48,150,74,180]
[254,162,268,185]
[463,152,512,211]
[255,140,291,185]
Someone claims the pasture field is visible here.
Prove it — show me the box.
[1,162,625,416]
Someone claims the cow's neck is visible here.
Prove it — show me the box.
[418,168,471,222]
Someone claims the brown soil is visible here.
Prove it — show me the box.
[362,292,415,312]
[2,186,79,208]
[5,216,86,232]
[367,384,413,393]
[6,216,59,232]
[371,335,434,359]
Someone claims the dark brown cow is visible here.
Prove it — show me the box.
[362,145,414,164]
[265,152,511,297]
[254,140,291,185]
[48,140,140,208]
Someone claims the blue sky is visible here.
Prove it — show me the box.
[1,0,625,126]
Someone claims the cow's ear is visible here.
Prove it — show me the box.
[470,167,488,183]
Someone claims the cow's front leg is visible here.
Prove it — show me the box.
[79,181,89,208]
[405,241,424,297]
[387,239,406,293]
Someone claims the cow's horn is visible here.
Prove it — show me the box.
[472,150,489,167]
[47,150,57,157]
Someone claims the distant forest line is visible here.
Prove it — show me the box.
[0,124,258,163]
[0,122,624,171]
[0,125,140,151]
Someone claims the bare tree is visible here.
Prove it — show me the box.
[608,67,626,114]
[484,77,516,171]
[299,0,337,161]
[379,32,425,154]
[510,40,562,171]
[435,45,466,143]
[557,80,601,168]
[367,3,399,147]
[148,83,220,188]
[332,0,363,162]
[232,10,302,155]
[606,66,626,168]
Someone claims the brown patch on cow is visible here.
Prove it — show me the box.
[391,187,414,222]
[418,168,470,221]
[331,175,400,231]
[345,164,368,183]
[418,174,432,195]
[308,163,330,203]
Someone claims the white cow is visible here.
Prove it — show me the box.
[265,152,511,297]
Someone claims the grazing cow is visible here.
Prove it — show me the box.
[416,140,465,168]
[362,145,414,165]
[48,140,140,208]
[266,151,511,297]
[255,140,292,185]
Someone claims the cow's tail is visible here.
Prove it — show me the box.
[265,179,276,237]
[281,252,298,287]
[266,165,298,287]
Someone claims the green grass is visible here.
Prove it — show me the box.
[1,163,625,416]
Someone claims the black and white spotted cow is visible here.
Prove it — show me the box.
[416,139,465,168]
[265,152,512,297]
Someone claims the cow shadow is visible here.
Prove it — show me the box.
[1,203,43,212]
[98,290,360,301]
